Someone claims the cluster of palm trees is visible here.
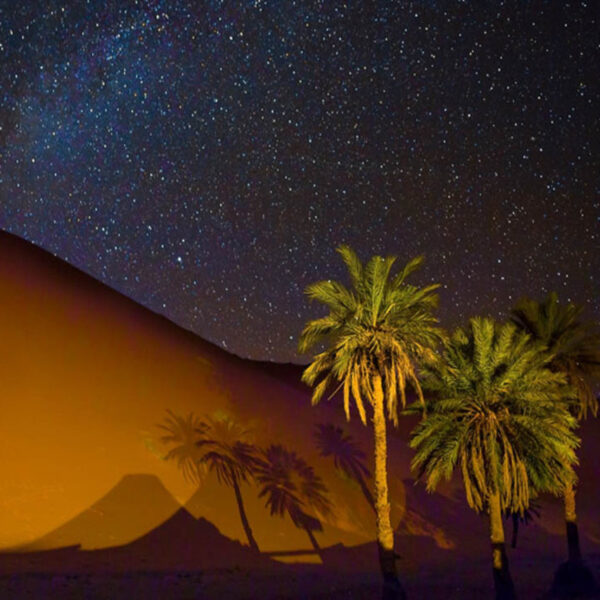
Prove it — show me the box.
[159,411,333,560]
[298,245,599,600]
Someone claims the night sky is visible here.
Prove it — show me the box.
[0,1,598,362]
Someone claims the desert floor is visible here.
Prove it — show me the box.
[1,552,599,599]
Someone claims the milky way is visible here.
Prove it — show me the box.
[0,2,598,362]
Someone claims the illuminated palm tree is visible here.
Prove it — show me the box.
[299,245,443,599]
[410,318,579,600]
[160,411,262,551]
[255,444,331,559]
[315,423,375,513]
[511,292,600,564]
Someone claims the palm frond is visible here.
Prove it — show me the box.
[299,246,443,429]
[511,293,600,420]
[410,317,580,517]
[336,244,364,294]
[255,445,331,528]
[157,410,206,485]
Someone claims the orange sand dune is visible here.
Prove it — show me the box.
[0,231,396,553]
[0,230,598,569]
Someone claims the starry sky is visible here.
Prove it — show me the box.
[0,1,598,362]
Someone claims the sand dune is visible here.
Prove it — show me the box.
[0,230,599,598]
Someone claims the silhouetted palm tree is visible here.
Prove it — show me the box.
[159,410,206,485]
[160,411,262,551]
[315,423,375,513]
[504,500,541,549]
[410,318,579,600]
[255,444,331,559]
[196,415,264,551]
[511,292,600,565]
[299,245,443,600]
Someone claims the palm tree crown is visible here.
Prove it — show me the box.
[158,410,207,485]
[410,317,580,515]
[315,423,370,482]
[195,415,263,486]
[298,245,444,424]
[510,292,600,419]
[256,444,331,529]
[314,423,375,511]
[159,411,263,551]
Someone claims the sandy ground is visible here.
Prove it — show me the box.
[1,553,599,600]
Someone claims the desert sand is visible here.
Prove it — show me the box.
[0,231,598,598]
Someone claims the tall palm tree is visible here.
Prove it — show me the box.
[299,245,443,600]
[315,423,375,513]
[160,411,262,552]
[510,292,600,564]
[255,444,331,558]
[410,318,579,600]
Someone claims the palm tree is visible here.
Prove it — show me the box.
[255,444,331,559]
[410,318,579,600]
[158,410,207,485]
[510,292,600,564]
[160,411,262,551]
[315,423,375,513]
[195,415,264,552]
[298,245,443,599]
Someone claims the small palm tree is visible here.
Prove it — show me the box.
[255,444,331,558]
[299,245,443,600]
[511,292,600,564]
[159,411,262,551]
[315,423,375,513]
[410,318,579,600]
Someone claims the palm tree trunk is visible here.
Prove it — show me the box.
[489,491,516,600]
[303,525,323,560]
[372,374,406,600]
[230,471,259,552]
[564,480,581,562]
[355,470,377,514]
[511,514,519,549]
